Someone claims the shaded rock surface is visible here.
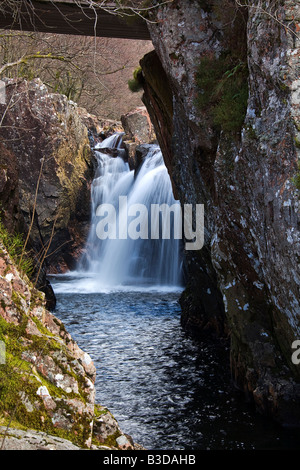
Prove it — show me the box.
[0,136,56,309]
[77,106,123,148]
[142,0,300,425]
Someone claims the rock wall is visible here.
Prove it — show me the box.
[142,0,300,425]
[0,78,96,276]
[0,240,141,450]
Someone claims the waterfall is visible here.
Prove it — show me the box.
[77,133,183,290]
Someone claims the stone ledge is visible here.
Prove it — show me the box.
[0,426,81,450]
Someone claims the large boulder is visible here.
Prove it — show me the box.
[121,106,156,170]
[0,240,141,450]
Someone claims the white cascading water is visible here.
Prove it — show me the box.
[77,133,183,290]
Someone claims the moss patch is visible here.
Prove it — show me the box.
[128,66,143,93]
[292,161,300,191]
[195,53,249,134]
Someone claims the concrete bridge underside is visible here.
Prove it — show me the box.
[0,0,151,40]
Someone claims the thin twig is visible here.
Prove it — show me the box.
[235,0,300,41]
[34,214,58,286]
[18,157,44,269]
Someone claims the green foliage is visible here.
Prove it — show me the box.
[128,65,143,93]
[0,220,34,279]
[195,53,249,134]
[51,70,83,102]
[195,0,249,134]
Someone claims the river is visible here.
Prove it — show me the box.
[51,274,300,450]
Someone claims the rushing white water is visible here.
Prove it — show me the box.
[61,133,184,293]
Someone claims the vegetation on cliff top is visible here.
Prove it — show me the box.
[0,220,33,280]
[195,54,249,134]
[195,0,249,135]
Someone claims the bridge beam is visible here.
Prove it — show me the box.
[0,0,151,40]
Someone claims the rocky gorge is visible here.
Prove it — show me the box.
[0,79,149,450]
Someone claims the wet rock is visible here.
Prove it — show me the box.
[77,106,123,147]
[93,405,122,445]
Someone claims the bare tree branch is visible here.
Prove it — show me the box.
[235,0,300,41]
[0,52,72,76]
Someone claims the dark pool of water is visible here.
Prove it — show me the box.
[51,276,300,450]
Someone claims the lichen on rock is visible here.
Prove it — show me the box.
[0,240,140,450]
[141,0,300,426]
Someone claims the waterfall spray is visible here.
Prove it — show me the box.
[79,134,184,288]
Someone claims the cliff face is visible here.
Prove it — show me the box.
[142,0,300,425]
[0,78,96,276]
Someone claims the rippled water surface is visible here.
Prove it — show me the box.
[51,275,300,450]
